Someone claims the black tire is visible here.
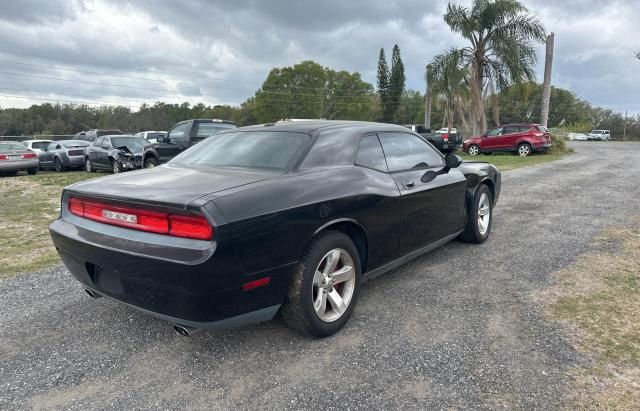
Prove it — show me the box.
[280,231,361,337]
[459,184,493,244]
[144,157,158,168]
[85,158,96,173]
[27,168,38,175]
[112,159,122,174]
[54,157,67,172]
[467,144,480,156]
[517,143,532,157]
[3,171,18,177]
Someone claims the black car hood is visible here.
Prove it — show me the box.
[67,164,280,206]
[114,145,143,155]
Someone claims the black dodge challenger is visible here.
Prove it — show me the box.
[49,121,501,337]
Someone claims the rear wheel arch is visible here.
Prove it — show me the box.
[311,219,368,274]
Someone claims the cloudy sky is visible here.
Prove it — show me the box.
[0,0,638,114]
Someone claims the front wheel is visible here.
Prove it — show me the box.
[467,144,480,156]
[280,231,361,337]
[459,184,493,244]
[144,157,158,168]
[85,158,96,173]
[112,160,122,174]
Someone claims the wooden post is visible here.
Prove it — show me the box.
[540,32,555,128]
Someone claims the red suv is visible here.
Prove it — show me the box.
[462,124,551,156]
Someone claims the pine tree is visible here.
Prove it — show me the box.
[389,44,406,123]
[376,48,390,122]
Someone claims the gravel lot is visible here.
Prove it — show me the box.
[1,142,639,410]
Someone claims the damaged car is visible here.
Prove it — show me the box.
[84,135,148,173]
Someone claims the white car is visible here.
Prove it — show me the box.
[435,127,457,134]
[588,130,610,141]
[21,139,53,153]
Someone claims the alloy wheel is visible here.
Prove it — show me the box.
[55,158,62,172]
[468,145,480,156]
[477,192,491,236]
[312,248,356,323]
[518,144,531,156]
[85,159,91,172]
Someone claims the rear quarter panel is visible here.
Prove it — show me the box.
[208,166,402,276]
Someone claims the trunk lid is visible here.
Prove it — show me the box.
[67,164,280,206]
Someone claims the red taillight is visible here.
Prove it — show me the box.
[21,152,37,159]
[442,133,449,141]
[68,197,212,240]
[0,155,7,161]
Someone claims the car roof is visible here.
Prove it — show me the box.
[22,139,52,143]
[234,120,411,136]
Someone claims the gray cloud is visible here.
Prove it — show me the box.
[0,0,637,113]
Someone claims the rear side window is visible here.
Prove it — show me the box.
[300,131,358,169]
[378,132,444,172]
[31,142,50,150]
[520,126,533,132]
[47,142,58,151]
[503,126,519,135]
[355,134,388,172]
[94,137,104,147]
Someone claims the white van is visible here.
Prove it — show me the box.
[588,130,611,141]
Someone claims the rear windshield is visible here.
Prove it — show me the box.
[171,131,309,170]
[0,142,26,150]
[195,123,237,140]
[62,140,90,148]
[31,142,50,150]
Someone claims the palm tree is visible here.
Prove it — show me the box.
[443,0,546,134]
[429,48,468,132]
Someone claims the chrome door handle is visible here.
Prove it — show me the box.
[403,180,415,189]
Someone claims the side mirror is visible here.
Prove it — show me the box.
[421,170,438,183]
[157,134,167,143]
[445,153,462,169]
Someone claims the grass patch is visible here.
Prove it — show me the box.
[540,219,640,408]
[459,152,568,171]
[0,171,98,278]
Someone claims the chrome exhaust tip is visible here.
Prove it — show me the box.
[173,324,199,337]
[84,288,102,299]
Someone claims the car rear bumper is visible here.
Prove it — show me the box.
[49,215,292,329]
[534,142,552,152]
[0,158,39,172]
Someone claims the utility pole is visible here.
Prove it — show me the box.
[623,110,627,140]
[540,32,555,128]
[424,64,432,130]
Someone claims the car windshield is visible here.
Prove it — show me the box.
[111,137,148,150]
[0,142,26,150]
[97,130,123,137]
[62,140,90,148]
[171,131,310,170]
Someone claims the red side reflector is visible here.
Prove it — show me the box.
[21,153,37,159]
[242,277,271,292]
[67,197,212,240]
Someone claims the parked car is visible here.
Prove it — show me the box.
[403,124,463,153]
[463,123,551,156]
[142,119,236,168]
[76,129,124,143]
[39,140,91,172]
[49,121,501,337]
[84,135,148,173]
[588,130,610,141]
[0,141,39,176]
[21,139,53,154]
[135,131,167,144]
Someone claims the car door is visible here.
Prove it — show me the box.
[481,127,503,150]
[157,122,189,162]
[378,132,467,254]
[89,137,103,168]
[97,137,112,168]
[39,142,57,168]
